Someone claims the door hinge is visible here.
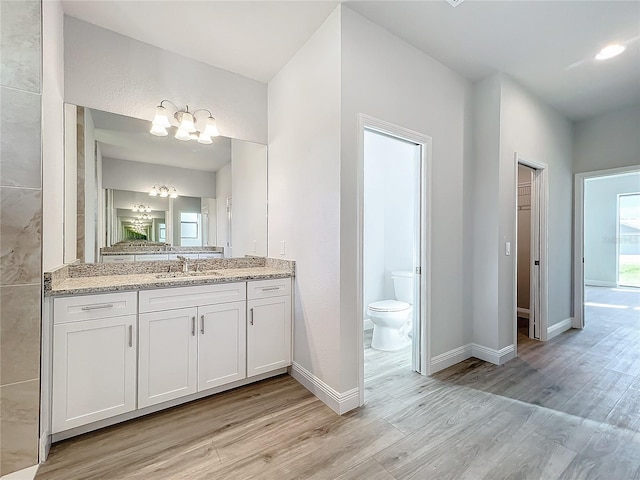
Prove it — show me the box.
[534,260,540,266]
[416,266,421,274]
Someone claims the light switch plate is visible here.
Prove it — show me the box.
[280,240,286,255]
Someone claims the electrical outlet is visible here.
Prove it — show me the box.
[505,242,511,256]
[280,240,286,255]
[252,240,257,253]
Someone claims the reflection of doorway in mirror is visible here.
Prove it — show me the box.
[180,212,202,247]
[226,198,233,258]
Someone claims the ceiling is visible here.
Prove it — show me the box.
[63,1,640,121]
[90,109,232,172]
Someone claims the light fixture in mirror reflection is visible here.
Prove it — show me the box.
[63,104,268,264]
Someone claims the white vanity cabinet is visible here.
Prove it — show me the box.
[247,279,292,377]
[52,292,137,433]
[49,276,292,438]
[138,283,248,407]
[138,307,198,408]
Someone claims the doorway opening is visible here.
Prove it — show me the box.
[513,153,548,353]
[357,115,431,407]
[575,168,640,329]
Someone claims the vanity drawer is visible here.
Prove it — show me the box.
[198,253,223,259]
[102,255,135,263]
[139,283,246,313]
[54,292,138,324]
[135,254,169,261]
[247,278,292,300]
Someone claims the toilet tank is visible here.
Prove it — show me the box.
[391,271,414,304]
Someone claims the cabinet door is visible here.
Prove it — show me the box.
[247,296,292,377]
[138,307,198,408]
[197,301,246,391]
[52,315,137,433]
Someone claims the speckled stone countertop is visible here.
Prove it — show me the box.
[45,257,295,297]
[100,246,225,255]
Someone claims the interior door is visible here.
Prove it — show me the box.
[530,168,542,340]
[412,144,424,374]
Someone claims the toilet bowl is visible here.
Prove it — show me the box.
[367,271,414,351]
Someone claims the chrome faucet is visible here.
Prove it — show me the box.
[176,255,189,273]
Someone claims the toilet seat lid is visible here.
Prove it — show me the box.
[368,300,411,313]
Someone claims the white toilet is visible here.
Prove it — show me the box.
[367,271,414,351]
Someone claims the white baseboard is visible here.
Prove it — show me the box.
[547,317,573,340]
[289,362,359,415]
[517,308,530,319]
[585,279,617,287]
[430,344,473,373]
[471,343,515,365]
[0,465,39,480]
[364,318,374,331]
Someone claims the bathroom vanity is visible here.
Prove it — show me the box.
[43,257,294,442]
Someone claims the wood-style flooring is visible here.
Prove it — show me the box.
[36,286,640,479]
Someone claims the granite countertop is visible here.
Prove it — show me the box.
[47,267,291,297]
[101,250,224,256]
[45,257,295,297]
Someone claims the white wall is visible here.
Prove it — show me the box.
[341,6,473,390]
[102,157,216,198]
[268,8,342,390]
[584,173,640,286]
[472,73,573,350]
[231,139,268,257]
[64,16,267,144]
[471,75,502,350]
[499,75,573,345]
[42,0,65,270]
[574,105,640,174]
[364,130,418,312]
[215,162,232,256]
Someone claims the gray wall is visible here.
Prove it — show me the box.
[574,105,640,174]
[584,173,640,286]
[0,0,43,474]
[102,157,216,199]
[64,16,267,145]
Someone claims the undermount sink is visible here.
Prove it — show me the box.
[155,270,222,279]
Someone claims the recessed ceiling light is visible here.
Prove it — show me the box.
[595,44,626,61]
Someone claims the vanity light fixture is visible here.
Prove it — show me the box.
[137,213,152,221]
[595,43,626,60]
[132,204,151,213]
[150,100,220,144]
[149,185,178,199]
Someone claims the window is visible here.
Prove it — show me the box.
[618,193,640,287]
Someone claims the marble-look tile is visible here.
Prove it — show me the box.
[0,379,39,476]
[0,87,42,188]
[0,187,42,285]
[0,285,41,385]
[0,0,41,93]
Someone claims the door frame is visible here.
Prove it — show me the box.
[513,153,549,354]
[573,165,640,328]
[356,114,432,407]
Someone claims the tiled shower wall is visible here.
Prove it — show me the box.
[0,0,43,475]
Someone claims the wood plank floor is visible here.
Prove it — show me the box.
[37,286,640,479]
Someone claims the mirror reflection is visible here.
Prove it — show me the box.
[64,105,267,263]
